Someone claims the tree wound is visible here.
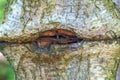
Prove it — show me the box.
[36,29,83,48]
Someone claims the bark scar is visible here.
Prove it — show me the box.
[36,29,83,48]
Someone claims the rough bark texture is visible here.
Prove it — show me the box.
[0,0,120,80]
[0,0,120,42]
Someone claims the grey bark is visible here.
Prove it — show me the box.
[0,0,120,80]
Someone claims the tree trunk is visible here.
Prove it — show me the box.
[0,0,120,80]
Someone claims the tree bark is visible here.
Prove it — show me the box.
[0,0,120,80]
